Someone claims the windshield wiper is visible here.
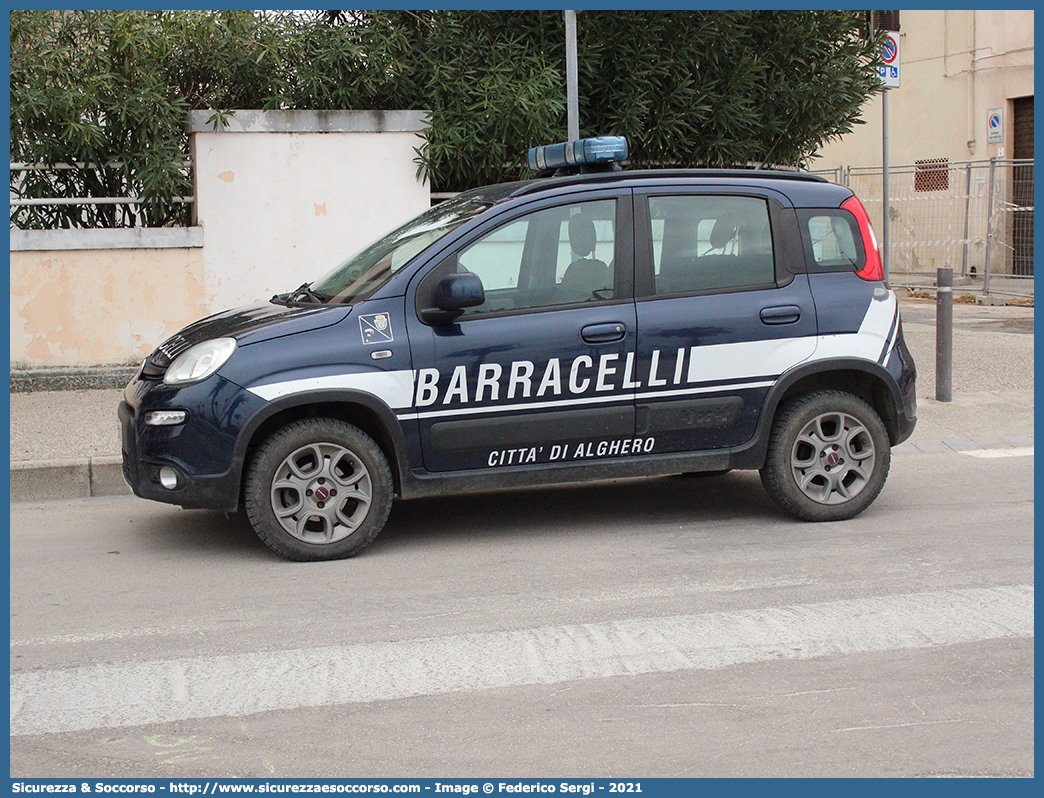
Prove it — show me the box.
[271,282,325,307]
[292,283,324,303]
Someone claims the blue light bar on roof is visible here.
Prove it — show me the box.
[527,136,628,171]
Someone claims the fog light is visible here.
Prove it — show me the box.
[145,410,188,426]
[158,467,180,490]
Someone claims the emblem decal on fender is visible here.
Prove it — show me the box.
[360,313,394,345]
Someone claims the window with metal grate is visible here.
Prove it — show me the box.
[914,158,949,192]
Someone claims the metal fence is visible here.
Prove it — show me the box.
[10,161,194,229]
[13,156,1034,302]
[812,159,1034,300]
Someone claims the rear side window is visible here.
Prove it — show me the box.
[648,195,775,295]
[799,210,865,273]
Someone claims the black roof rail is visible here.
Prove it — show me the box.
[507,167,827,199]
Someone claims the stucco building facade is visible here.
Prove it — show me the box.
[813,9,1033,170]
[813,10,1033,288]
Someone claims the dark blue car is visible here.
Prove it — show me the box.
[120,138,917,560]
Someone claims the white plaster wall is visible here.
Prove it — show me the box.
[191,111,430,311]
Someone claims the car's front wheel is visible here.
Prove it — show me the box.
[245,418,393,561]
[760,391,890,522]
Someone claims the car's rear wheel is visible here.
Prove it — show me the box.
[245,418,393,561]
[760,391,890,521]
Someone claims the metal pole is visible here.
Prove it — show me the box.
[882,90,890,282]
[983,157,997,296]
[564,10,579,141]
[961,163,972,277]
[935,267,953,402]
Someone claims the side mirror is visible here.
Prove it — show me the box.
[421,272,485,324]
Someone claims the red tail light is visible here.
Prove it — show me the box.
[842,196,884,282]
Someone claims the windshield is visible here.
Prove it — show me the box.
[310,197,492,304]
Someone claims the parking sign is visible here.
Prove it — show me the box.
[878,32,900,88]
[987,108,1003,143]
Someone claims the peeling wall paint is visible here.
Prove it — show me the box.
[10,248,209,368]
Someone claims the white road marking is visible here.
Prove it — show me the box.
[10,625,203,648]
[10,584,1033,737]
[961,447,1034,459]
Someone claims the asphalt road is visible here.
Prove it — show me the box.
[10,439,1034,778]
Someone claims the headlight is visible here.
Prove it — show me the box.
[164,338,237,386]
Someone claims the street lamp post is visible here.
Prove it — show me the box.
[564,10,579,140]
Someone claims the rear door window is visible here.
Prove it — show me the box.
[649,195,775,295]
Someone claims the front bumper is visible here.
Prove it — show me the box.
[119,374,266,512]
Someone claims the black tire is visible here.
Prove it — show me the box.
[245,418,393,561]
[760,391,890,522]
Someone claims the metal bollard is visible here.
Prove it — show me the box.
[936,267,953,402]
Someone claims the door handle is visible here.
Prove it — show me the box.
[582,322,627,343]
[760,305,801,325]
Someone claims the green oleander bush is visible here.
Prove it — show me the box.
[10,10,883,228]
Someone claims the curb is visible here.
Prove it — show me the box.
[893,434,1034,457]
[10,366,139,393]
[10,456,131,503]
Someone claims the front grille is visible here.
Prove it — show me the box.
[140,332,192,380]
[155,333,191,367]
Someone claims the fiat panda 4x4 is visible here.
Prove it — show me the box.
[119,137,917,560]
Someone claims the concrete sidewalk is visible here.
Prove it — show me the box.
[8,298,1034,503]
[9,386,129,502]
